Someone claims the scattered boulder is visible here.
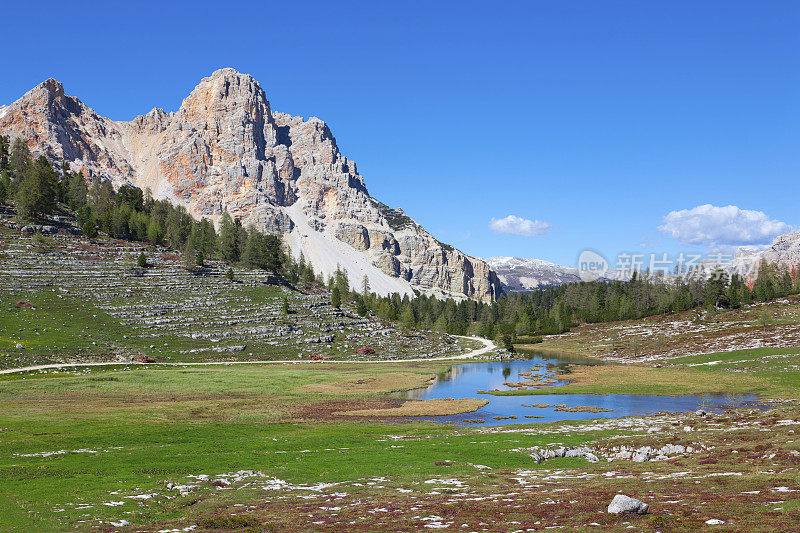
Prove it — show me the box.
[607,494,648,515]
[528,446,600,464]
[705,519,725,525]
[21,224,58,235]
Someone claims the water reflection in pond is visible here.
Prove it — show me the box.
[393,351,758,427]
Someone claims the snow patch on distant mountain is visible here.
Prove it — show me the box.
[486,256,582,291]
[487,255,633,291]
[0,105,9,120]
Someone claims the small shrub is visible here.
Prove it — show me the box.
[137,251,148,269]
[32,234,53,254]
[196,515,261,530]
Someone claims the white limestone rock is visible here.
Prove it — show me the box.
[607,494,648,515]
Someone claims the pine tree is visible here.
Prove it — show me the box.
[16,156,58,221]
[264,235,282,272]
[301,259,316,285]
[218,212,239,263]
[705,268,729,308]
[355,295,368,317]
[195,218,217,258]
[361,275,370,295]
[331,287,342,309]
[0,135,9,173]
[236,219,248,259]
[727,274,742,309]
[434,313,449,333]
[68,171,87,209]
[77,206,98,239]
[0,170,9,204]
[166,205,192,249]
[240,232,260,269]
[9,138,31,180]
[147,218,164,245]
[334,265,350,303]
[400,305,416,329]
[90,178,115,228]
[183,233,198,271]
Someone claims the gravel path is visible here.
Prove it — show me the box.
[0,336,496,375]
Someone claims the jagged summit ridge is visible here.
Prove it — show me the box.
[0,69,501,301]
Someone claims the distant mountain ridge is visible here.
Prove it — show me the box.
[486,256,583,291]
[487,255,637,291]
[0,69,500,301]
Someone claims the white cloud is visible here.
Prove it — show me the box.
[489,215,552,237]
[658,204,791,247]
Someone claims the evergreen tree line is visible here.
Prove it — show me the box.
[345,264,800,346]
[0,135,283,273]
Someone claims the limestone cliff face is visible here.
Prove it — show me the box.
[722,231,800,280]
[0,69,500,301]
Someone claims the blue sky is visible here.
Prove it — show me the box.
[2,0,798,267]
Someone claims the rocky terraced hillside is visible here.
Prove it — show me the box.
[0,69,500,301]
[0,217,481,370]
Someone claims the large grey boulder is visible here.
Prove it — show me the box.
[607,494,648,515]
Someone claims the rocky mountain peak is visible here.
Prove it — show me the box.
[33,78,65,99]
[178,68,272,124]
[0,71,501,302]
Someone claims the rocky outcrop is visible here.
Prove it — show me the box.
[0,69,500,301]
[717,231,800,280]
